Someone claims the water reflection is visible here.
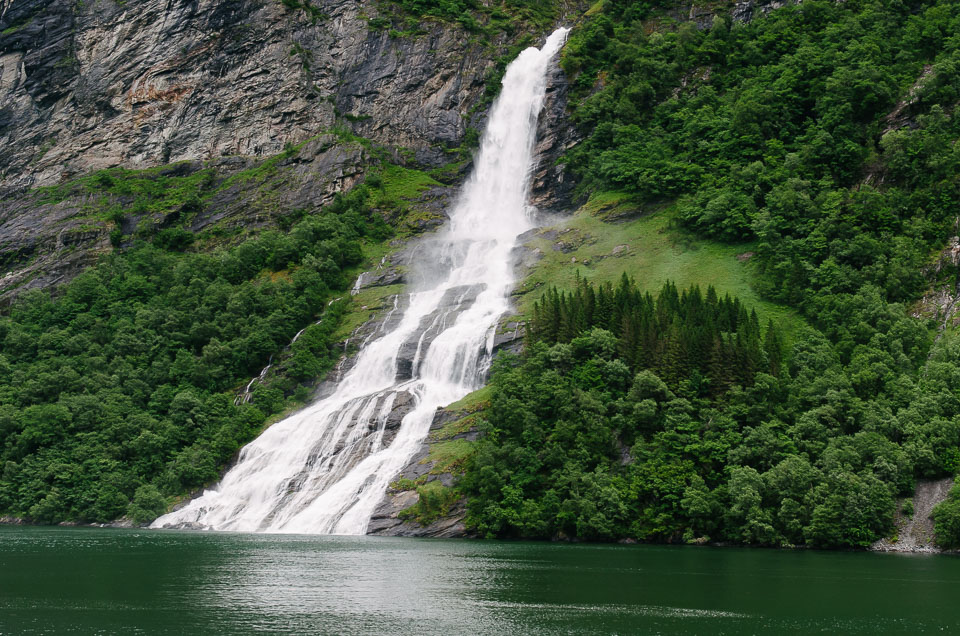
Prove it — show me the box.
[2,528,960,634]
[207,535,531,634]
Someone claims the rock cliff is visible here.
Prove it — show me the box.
[367,392,484,538]
[1,0,498,191]
[0,0,583,303]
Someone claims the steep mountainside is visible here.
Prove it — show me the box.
[4,0,960,551]
[0,0,586,527]
[374,0,960,550]
[0,0,580,303]
[2,0,486,188]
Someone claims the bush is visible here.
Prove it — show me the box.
[127,485,168,524]
[153,228,194,251]
[934,480,960,549]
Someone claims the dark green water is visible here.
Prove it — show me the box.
[1,527,959,634]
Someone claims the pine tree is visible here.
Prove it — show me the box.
[764,319,783,377]
[526,278,768,396]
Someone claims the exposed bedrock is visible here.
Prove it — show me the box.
[0,0,582,302]
[0,0,522,191]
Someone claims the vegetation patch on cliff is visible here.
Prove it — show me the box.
[373,0,560,37]
[398,480,462,526]
[383,385,489,529]
[517,197,804,338]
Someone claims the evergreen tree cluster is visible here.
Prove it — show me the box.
[529,276,783,395]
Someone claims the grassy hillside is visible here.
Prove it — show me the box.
[517,193,804,337]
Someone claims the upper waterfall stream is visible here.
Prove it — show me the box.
[153,27,570,534]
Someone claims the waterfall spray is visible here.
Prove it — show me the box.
[153,27,570,534]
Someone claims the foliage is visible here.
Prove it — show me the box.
[375,0,558,37]
[35,163,215,227]
[933,478,960,548]
[371,163,442,209]
[463,0,960,548]
[399,481,461,525]
[0,189,386,524]
[529,276,782,396]
[562,0,960,316]
[279,0,327,23]
[462,274,960,547]
[127,485,167,524]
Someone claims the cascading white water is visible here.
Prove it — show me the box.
[153,27,569,534]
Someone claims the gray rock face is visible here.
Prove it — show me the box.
[0,0,523,194]
[366,404,475,538]
[377,389,415,448]
[529,56,579,214]
[352,266,406,294]
[0,194,110,303]
[730,0,799,24]
[872,477,954,553]
[492,318,525,355]
[653,0,799,28]
[0,0,584,302]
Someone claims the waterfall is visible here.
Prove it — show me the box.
[153,27,569,534]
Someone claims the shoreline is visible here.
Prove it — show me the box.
[2,515,956,555]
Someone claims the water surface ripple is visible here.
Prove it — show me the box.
[3,527,960,634]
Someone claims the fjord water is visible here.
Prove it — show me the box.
[4,527,960,634]
[152,27,569,534]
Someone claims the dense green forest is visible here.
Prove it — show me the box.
[462,0,960,546]
[465,277,950,546]
[561,0,959,306]
[0,187,385,524]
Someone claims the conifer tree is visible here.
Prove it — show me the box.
[764,320,783,376]
[528,277,770,394]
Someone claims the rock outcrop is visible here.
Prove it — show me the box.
[0,0,511,193]
[0,0,583,303]
[529,56,579,214]
[366,400,480,538]
[911,233,960,346]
